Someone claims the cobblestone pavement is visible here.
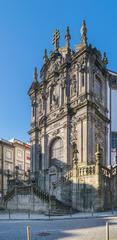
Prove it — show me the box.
[0,217,117,240]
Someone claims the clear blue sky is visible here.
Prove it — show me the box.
[0,0,117,142]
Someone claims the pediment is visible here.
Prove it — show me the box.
[47,57,62,77]
[40,51,63,79]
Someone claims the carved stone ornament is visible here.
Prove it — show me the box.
[78,94,87,104]
[70,116,78,144]
[52,129,60,137]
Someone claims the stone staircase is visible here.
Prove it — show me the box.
[3,185,74,215]
[48,198,74,216]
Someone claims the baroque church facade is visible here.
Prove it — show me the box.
[28,21,117,211]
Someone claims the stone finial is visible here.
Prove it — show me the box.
[65,26,71,50]
[52,29,60,50]
[33,67,38,82]
[103,52,108,66]
[80,20,87,45]
[43,49,48,64]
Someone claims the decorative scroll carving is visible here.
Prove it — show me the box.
[101,165,117,178]
[52,129,60,137]
[70,116,78,143]
[78,94,87,104]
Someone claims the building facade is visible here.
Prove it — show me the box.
[0,138,30,198]
[28,21,117,211]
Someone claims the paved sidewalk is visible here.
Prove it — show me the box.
[0,210,117,220]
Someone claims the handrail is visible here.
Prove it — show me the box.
[4,185,50,203]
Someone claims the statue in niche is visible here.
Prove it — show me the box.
[71,75,77,97]
[72,142,79,165]
[50,86,59,110]
[53,93,59,107]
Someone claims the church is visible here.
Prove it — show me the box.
[27,20,117,211]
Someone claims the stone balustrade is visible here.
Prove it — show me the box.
[101,165,117,178]
[54,164,96,188]
[78,165,96,176]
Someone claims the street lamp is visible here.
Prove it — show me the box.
[7,169,11,191]
[48,173,51,218]
[15,166,19,184]
[27,169,31,184]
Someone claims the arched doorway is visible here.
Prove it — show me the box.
[50,137,64,167]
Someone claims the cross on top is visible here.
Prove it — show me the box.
[52,29,60,50]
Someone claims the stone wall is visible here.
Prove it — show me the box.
[6,194,48,212]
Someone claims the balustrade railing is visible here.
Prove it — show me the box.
[78,165,96,176]
[3,185,50,203]
[54,164,96,188]
[101,165,117,178]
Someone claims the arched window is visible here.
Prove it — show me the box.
[50,138,64,167]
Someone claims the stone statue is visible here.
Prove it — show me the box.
[73,142,79,163]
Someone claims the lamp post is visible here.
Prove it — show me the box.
[15,166,19,209]
[48,173,51,219]
[15,166,19,183]
[28,169,31,184]
[7,169,10,192]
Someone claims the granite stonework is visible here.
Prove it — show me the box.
[28,21,117,210]
[27,21,117,212]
